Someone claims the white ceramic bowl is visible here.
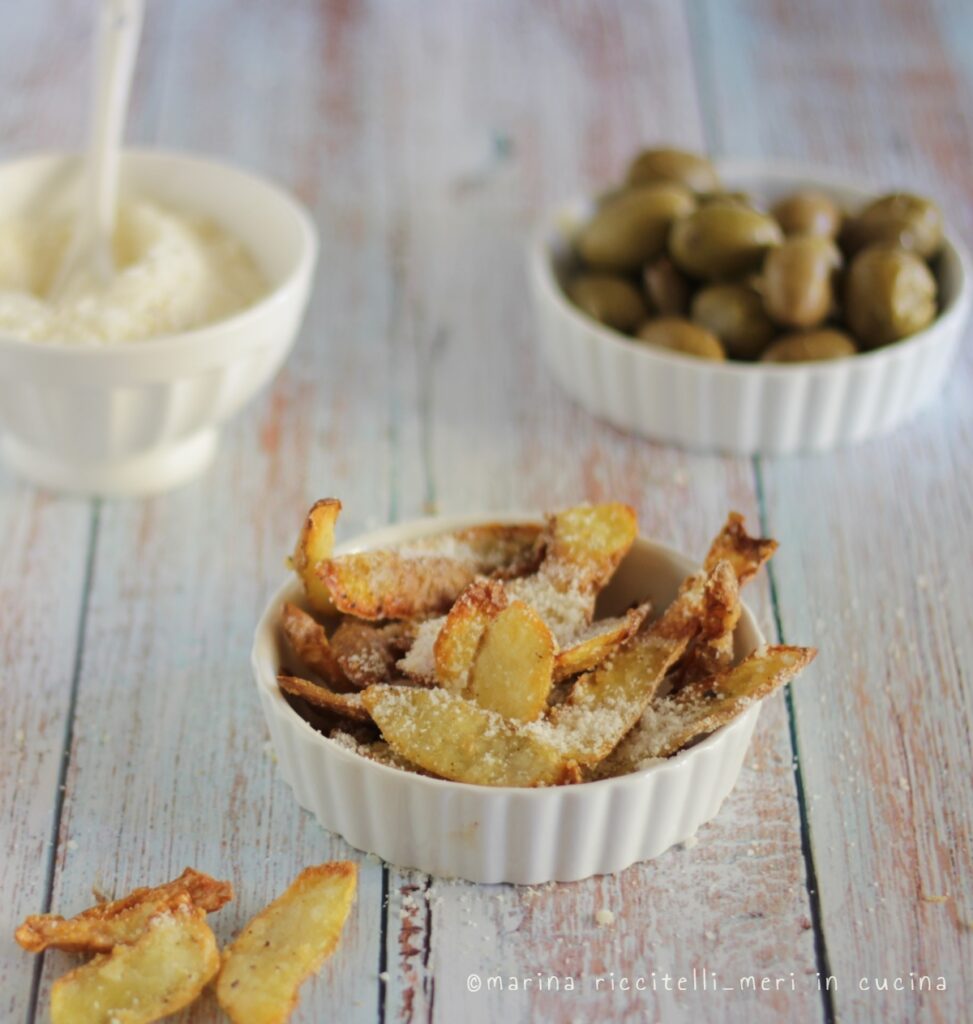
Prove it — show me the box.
[252,515,765,884]
[531,160,972,455]
[0,150,317,495]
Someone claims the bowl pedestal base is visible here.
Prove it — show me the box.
[1,428,218,497]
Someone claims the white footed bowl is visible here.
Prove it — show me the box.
[531,160,972,455]
[0,150,317,495]
[252,515,765,884]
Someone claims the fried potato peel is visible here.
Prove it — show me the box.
[546,502,638,593]
[330,618,416,688]
[280,602,350,691]
[215,863,358,1024]
[16,868,232,954]
[278,674,371,722]
[672,560,741,685]
[282,501,817,785]
[292,499,342,615]
[320,551,477,620]
[49,899,220,1024]
[448,523,544,577]
[705,511,778,585]
[467,600,555,722]
[542,631,690,764]
[434,579,509,691]
[634,645,817,758]
[361,686,576,786]
[553,604,650,682]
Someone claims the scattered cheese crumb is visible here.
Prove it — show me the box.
[595,908,615,927]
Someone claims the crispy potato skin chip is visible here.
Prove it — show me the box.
[705,512,778,585]
[449,523,544,577]
[644,645,817,758]
[545,630,690,764]
[216,863,358,1024]
[16,868,232,955]
[320,551,477,620]
[467,600,555,722]
[546,503,638,592]
[433,579,509,691]
[362,686,575,787]
[49,900,219,1024]
[278,674,371,722]
[552,604,650,682]
[329,618,416,688]
[280,603,350,691]
[293,499,342,615]
[673,560,741,686]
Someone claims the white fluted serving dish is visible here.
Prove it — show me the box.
[0,150,317,495]
[530,160,971,455]
[252,514,764,884]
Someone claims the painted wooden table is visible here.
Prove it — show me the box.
[2,2,971,1021]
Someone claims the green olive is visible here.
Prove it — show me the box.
[843,193,944,259]
[771,191,843,238]
[578,184,696,273]
[568,274,648,333]
[669,205,784,280]
[690,284,775,360]
[636,317,726,360]
[845,244,937,348]
[762,236,842,329]
[626,148,720,193]
[642,257,691,316]
[698,191,757,210]
[761,329,858,362]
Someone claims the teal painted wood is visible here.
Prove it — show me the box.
[696,0,973,1020]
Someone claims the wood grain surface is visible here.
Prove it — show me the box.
[0,1,970,1022]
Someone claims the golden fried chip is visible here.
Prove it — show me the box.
[320,551,478,620]
[433,579,509,691]
[216,863,358,1024]
[704,511,778,585]
[361,686,575,787]
[329,618,417,687]
[467,600,555,722]
[280,603,350,691]
[637,645,817,758]
[292,499,342,615]
[448,522,544,577]
[278,674,371,722]
[16,868,232,955]
[545,502,638,592]
[540,630,690,764]
[553,604,650,682]
[672,560,741,685]
[504,504,638,645]
[50,899,219,1024]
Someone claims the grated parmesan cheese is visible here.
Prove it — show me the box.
[0,200,266,344]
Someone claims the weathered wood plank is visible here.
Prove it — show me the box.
[696,0,973,1020]
[0,487,91,1022]
[374,2,819,1021]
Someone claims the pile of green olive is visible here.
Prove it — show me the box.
[565,147,944,363]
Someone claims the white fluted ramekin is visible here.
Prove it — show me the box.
[0,150,317,495]
[252,515,764,884]
[531,160,971,455]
